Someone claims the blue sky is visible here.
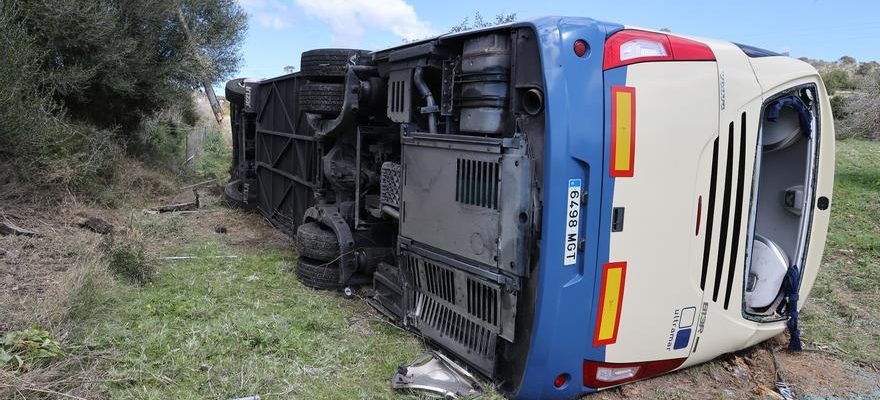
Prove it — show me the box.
[235,0,880,79]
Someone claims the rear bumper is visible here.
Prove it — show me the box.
[512,17,623,399]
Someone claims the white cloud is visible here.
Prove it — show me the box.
[238,0,296,30]
[293,0,434,44]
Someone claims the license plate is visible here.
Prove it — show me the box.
[564,179,582,266]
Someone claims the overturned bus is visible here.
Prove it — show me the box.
[223,16,834,399]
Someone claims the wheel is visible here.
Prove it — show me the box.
[298,83,345,116]
[295,257,341,290]
[225,78,246,104]
[300,48,370,82]
[296,222,339,262]
[343,286,356,299]
[223,179,258,209]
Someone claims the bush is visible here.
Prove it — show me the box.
[0,0,245,197]
[829,95,849,120]
[101,236,156,286]
[838,75,880,140]
[0,7,122,194]
[9,0,246,134]
[821,69,857,95]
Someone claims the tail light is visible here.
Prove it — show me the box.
[583,358,686,388]
[604,29,715,70]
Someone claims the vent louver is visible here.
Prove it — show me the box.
[455,158,500,209]
[403,251,507,375]
[701,112,749,310]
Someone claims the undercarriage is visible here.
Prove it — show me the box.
[224,26,546,387]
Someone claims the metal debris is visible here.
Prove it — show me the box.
[159,255,239,261]
[0,221,37,237]
[392,351,481,398]
[770,347,795,400]
[155,189,200,213]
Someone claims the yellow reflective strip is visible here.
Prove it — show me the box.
[614,91,633,171]
[597,266,624,341]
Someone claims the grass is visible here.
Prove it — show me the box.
[193,130,233,183]
[801,139,880,362]
[75,241,428,399]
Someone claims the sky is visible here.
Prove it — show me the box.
[234,0,880,79]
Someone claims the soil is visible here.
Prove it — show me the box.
[2,187,878,399]
[592,336,880,399]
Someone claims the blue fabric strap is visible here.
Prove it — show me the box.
[783,265,802,351]
[766,96,813,139]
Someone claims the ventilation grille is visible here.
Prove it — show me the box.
[386,72,410,123]
[467,278,499,325]
[380,161,401,208]
[389,80,406,114]
[420,295,496,361]
[421,257,456,304]
[455,158,500,209]
[701,112,749,310]
[403,251,506,374]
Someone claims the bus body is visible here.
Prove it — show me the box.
[224,17,834,399]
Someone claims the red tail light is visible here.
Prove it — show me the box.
[604,29,715,70]
[583,358,686,388]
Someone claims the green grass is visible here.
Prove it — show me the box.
[194,131,233,183]
[77,242,427,399]
[801,139,880,362]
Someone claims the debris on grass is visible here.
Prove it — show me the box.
[75,213,113,235]
[158,255,239,260]
[0,327,65,372]
[0,221,38,237]
[155,189,200,213]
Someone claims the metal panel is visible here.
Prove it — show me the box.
[387,69,412,123]
[400,133,530,276]
[401,248,517,376]
[254,76,320,235]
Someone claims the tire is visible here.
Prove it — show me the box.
[295,257,341,290]
[298,83,345,116]
[225,78,246,104]
[300,48,370,82]
[296,222,339,262]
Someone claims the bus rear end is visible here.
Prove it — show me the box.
[514,21,833,400]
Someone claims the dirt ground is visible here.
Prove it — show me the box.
[2,185,879,399]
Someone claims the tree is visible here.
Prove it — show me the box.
[839,55,857,65]
[450,11,517,33]
[9,0,247,132]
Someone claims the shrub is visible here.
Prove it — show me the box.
[10,0,246,134]
[821,69,857,95]
[829,95,849,120]
[838,74,880,140]
[0,7,122,195]
[101,235,156,286]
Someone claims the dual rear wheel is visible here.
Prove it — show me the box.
[295,222,341,291]
[297,48,369,117]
